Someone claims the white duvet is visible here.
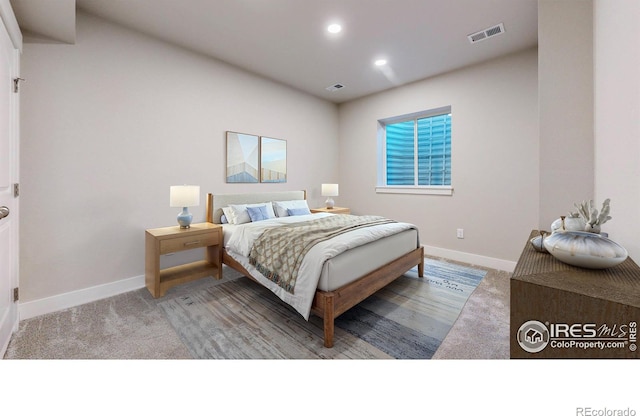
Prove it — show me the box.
[225,213,417,319]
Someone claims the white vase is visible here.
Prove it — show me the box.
[550,217,586,233]
[530,235,548,253]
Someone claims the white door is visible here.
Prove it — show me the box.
[0,9,20,358]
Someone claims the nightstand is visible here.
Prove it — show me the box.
[145,222,222,298]
[310,207,351,214]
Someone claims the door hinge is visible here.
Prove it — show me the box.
[13,287,19,302]
[14,183,19,197]
[13,77,25,93]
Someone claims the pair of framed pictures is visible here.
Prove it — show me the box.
[225,131,287,183]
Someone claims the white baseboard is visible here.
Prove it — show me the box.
[0,307,18,359]
[423,245,516,273]
[17,247,514,321]
[18,274,146,321]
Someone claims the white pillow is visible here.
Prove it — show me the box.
[273,200,310,217]
[227,202,276,224]
[221,207,234,224]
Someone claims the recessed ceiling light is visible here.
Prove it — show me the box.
[374,59,387,66]
[327,24,342,34]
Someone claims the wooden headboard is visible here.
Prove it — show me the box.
[206,190,307,224]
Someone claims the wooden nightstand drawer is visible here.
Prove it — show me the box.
[159,232,220,254]
[310,207,350,214]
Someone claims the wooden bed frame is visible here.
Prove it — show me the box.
[205,191,424,348]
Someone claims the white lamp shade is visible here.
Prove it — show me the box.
[170,185,200,207]
[321,183,339,197]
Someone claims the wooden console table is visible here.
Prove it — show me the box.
[510,230,640,358]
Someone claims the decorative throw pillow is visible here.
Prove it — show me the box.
[221,206,235,223]
[227,202,276,224]
[273,200,310,217]
[287,207,311,216]
[220,214,228,224]
[247,205,270,222]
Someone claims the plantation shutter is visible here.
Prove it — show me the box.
[385,120,415,185]
[417,114,451,186]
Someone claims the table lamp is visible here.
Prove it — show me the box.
[170,185,200,228]
[321,183,339,209]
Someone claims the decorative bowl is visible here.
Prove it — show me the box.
[543,231,628,269]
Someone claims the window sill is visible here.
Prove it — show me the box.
[375,186,453,196]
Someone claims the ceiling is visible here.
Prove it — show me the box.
[11,0,538,104]
[10,0,76,44]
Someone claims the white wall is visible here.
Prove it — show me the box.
[19,12,339,304]
[538,1,594,229]
[593,0,640,261]
[22,3,639,316]
[338,49,539,269]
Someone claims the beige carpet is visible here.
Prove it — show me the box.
[3,258,510,359]
[433,265,511,359]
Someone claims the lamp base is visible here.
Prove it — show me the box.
[177,207,193,229]
[325,197,335,209]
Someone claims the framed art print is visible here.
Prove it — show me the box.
[226,131,259,183]
[260,136,286,183]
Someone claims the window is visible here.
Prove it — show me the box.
[377,106,452,195]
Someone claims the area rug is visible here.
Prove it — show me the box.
[158,258,487,359]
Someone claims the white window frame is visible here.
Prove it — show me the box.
[376,106,453,196]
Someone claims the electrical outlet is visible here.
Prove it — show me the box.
[457,228,464,239]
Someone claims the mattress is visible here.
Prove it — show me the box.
[224,224,418,291]
[316,228,418,291]
[221,215,419,318]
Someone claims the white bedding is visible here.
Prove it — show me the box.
[224,213,418,320]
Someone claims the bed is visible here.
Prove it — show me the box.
[205,190,424,348]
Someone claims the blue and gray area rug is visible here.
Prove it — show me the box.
[159,258,486,359]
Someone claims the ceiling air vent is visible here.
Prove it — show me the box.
[468,23,505,44]
[326,83,345,92]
